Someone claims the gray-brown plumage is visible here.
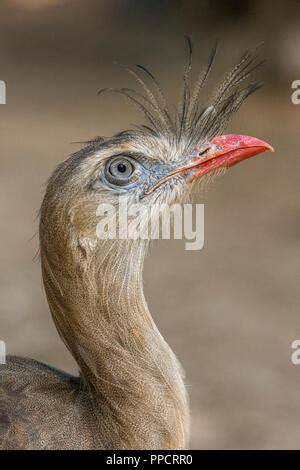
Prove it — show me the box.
[0,40,273,449]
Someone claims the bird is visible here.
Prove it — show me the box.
[0,39,273,450]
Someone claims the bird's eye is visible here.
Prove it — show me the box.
[104,156,137,186]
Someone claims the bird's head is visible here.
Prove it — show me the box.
[40,41,273,290]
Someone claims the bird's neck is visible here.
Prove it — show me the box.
[41,238,189,449]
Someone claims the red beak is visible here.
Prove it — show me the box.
[144,134,273,195]
[189,134,274,181]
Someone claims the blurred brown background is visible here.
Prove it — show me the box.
[0,0,300,449]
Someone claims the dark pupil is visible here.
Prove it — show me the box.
[117,163,127,173]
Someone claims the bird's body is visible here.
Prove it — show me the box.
[0,357,94,450]
[1,346,186,450]
[0,42,273,449]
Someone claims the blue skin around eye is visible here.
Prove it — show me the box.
[103,158,178,192]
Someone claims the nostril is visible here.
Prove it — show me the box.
[198,147,210,157]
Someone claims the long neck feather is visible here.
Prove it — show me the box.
[40,205,189,449]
